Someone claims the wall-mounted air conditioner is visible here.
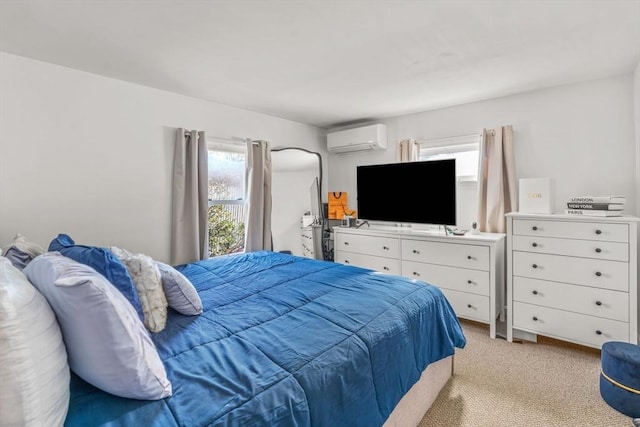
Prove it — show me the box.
[327,123,387,154]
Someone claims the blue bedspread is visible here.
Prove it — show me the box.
[65,251,466,427]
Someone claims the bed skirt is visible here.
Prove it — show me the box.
[383,355,454,427]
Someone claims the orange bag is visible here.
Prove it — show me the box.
[328,192,356,219]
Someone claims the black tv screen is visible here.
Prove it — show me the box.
[356,159,456,225]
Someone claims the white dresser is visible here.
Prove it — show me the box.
[506,213,639,348]
[334,226,505,338]
[300,215,323,260]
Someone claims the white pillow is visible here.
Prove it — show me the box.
[0,257,70,426]
[23,252,172,400]
[156,261,203,315]
[110,246,168,333]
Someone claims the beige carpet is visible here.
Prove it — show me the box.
[419,320,633,427]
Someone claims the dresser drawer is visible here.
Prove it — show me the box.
[512,235,628,262]
[513,302,629,348]
[513,277,629,322]
[402,239,490,271]
[440,289,490,322]
[513,219,628,243]
[512,252,628,292]
[334,251,401,275]
[402,260,490,296]
[335,233,400,259]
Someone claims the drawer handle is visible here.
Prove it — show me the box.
[595,248,602,253]
[413,272,420,277]
[595,301,602,306]
[344,242,349,245]
[595,271,602,277]
[595,229,602,235]
[383,246,389,250]
[344,260,350,264]
[467,255,473,260]
[532,242,538,248]
[532,290,538,295]
[532,316,538,321]
[467,304,472,308]
[467,280,473,284]
[383,266,389,271]
[532,226,538,231]
[596,330,602,335]
[413,249,420,254]
[532,264,538,269]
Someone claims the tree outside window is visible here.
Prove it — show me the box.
[208,143,246,257]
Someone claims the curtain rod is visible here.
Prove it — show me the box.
[183,131,244,141]
[183,131,261,145]
[417,132,483,144]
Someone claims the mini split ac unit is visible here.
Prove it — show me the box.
[327,123,387,154]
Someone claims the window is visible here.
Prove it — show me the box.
[207,140,246,257]
[418,135,481,182]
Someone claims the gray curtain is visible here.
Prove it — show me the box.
[244,139,273,252]
[477,125,517,233]
[171,129,208,264]
[396,138,419,162]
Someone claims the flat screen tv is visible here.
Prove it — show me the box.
[356,159,456,226]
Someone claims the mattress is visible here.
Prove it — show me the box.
[64,251,466,426]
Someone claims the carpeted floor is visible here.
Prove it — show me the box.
[419,320,633,427]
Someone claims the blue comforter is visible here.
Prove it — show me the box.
[65,251,466,426]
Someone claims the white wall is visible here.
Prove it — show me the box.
[635,61,640,214]
[328,74,637,226]
[0,52,326,263]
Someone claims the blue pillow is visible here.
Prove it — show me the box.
[48,234,144,320]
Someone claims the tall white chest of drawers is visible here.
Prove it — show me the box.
[506,213,639,349]
[333,226,506,338]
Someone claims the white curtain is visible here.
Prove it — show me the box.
[477,125,517,233]
[171,129,209,265]
[396,139,419,162]
[244,139,273,252]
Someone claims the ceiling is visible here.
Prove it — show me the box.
[0,1,639,128]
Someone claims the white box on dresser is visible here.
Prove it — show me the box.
[334,226,505,338]
[506,212,639,349]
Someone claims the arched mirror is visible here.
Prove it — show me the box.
[271,147,326,260]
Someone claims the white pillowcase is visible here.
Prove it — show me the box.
[0,257,70,426]
[1,234,45,270]
[1,233,45,257]
[156,261,203,315]
[23,252,172,400]
[110,246,168,333]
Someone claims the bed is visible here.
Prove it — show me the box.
[63,250,466,426]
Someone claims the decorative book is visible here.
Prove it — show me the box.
[565,209,623,217]
[568,195,626,204]
[566,203,624,211]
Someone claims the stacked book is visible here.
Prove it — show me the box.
[565,195,626,217]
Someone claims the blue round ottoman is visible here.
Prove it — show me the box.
[600,341,640,418]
